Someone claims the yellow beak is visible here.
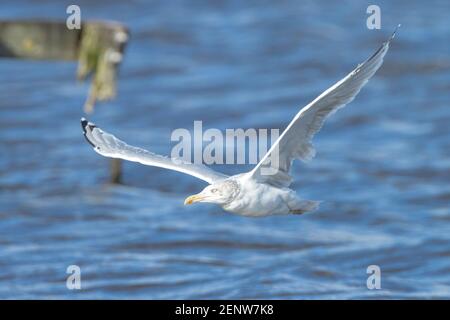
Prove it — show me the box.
[184,194,205,205]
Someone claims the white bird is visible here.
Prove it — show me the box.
[81,28,397,217]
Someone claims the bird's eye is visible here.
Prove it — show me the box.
[211,188,218,193]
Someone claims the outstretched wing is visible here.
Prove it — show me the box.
[250,27,399,187]
[81,119,228,184]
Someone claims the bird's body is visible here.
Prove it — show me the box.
[81,27,398,217]
[218,174,319,216]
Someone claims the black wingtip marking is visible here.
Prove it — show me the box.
[81,118,97,132]
[81,118,88,133]
[389,24,401,41]
[365,25,399,65]
[80,118,97,148]
[83,135,96,148]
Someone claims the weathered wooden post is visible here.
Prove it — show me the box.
[0,19,128,183]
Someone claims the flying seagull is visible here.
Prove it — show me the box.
[81,28,397,217]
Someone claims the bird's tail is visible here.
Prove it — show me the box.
[289,200,321,215]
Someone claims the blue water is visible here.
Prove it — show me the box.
[0,0,449,299]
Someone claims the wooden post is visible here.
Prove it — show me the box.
[110,159,122,184]
[0,19,128,183]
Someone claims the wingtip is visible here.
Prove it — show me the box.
[81,118,97,131]
[80,118,97,148]
[389,24,401,41]
[81,118,88,133]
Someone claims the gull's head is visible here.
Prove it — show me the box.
[184,180,239,206]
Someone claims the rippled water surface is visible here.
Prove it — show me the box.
[0,0,449,299]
